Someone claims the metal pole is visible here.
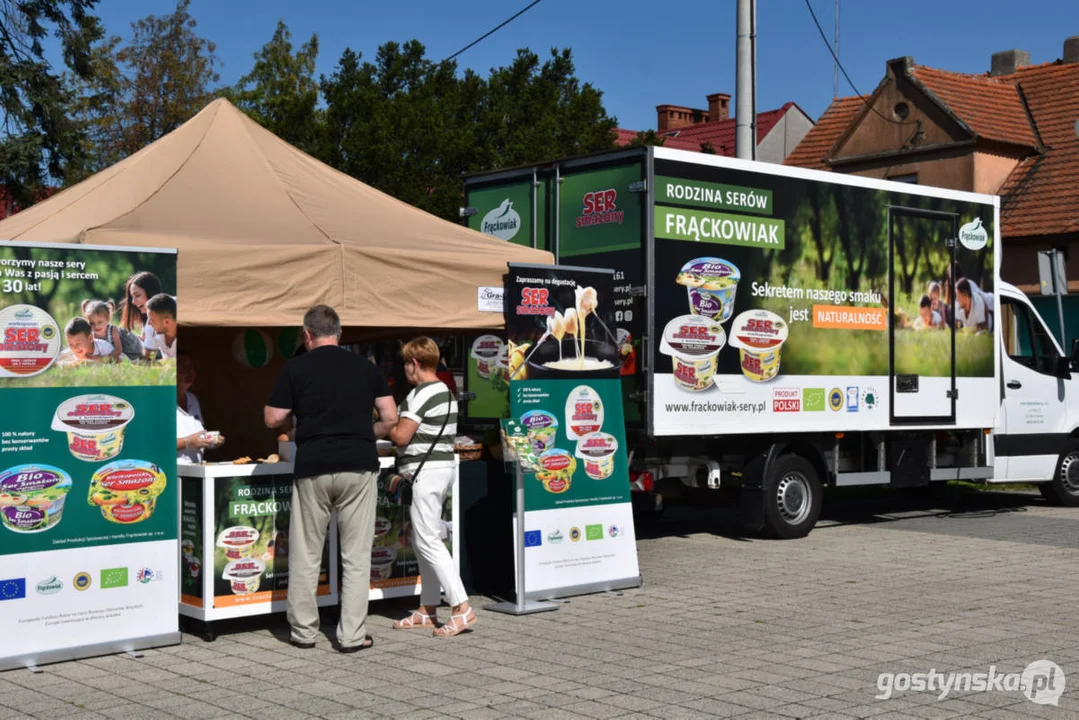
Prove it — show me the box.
[735,0,754,160]
[531,168,538,250]
[833,0,840,99]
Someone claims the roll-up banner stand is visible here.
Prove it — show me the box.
[0,241,180,671]
[500,262,641,601]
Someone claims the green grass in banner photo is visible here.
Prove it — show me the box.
[511,378,631,513]
[0,385,176,556]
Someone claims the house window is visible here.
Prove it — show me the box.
[888,173,918,184]
[893,102,910,120]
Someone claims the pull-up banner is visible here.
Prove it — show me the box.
[0,241,179,671]
[504,262,640,599]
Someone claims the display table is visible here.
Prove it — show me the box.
[178,456,459,631]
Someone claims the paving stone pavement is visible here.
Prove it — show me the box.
[2,489,1077,719]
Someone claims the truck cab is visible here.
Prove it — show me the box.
[995,281,1079,505]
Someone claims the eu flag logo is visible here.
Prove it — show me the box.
[0,578,26,601]
[523,530,542,548]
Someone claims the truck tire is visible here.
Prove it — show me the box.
[762,454,822,539]
[1040,441,1079,507]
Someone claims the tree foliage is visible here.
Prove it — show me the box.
[318,41,616,221]
[0,0,102,203]
[223,20,320,154]
[69,0,219,177]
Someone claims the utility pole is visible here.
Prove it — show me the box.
[735,0,757,160]
[833,0,840,98]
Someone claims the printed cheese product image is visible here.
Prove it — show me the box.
[676,258,740,323]
[0,464,72,533]
[52,394,135,462]
[660,314,727,392]
[0,304,61,378]
[87,459,168,524]
[728,310,789,382]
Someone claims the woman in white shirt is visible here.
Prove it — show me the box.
[176,351,223,463]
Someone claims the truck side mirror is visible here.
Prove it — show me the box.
[1058,353,1074,379]
[1071,339,1079,371]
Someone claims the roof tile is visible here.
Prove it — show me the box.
[783,96,866,169]
[615,103,798,156]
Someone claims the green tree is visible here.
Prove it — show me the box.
[69,0,220,176]
[224,20,321,154]
[478,48,616,170]
[0,0,103,203]
[627,130,666,147]
[319,42,616,221]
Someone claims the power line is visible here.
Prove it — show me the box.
[441,0,543,64]
[804,0,918,126]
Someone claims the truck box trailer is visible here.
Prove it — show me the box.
[463,146,1079,538]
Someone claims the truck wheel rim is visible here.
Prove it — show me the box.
[776,473,811,525]
[1060,453,1079,495]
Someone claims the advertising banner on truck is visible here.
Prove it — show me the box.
[0,242,179,670]
[650,151,999,436]
[503,263,640,598]
[557,163,646,424]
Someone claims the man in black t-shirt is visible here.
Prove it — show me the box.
[265,305,397,652]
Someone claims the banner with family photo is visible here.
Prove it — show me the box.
[649,155,999,435]
[503,263,640,600]
[0,241,179,671]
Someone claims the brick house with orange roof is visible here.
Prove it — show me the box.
[785,37,1079,336]
[616,91,814,163]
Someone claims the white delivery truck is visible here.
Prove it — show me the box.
[463,146,1079,538]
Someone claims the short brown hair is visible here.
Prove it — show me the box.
[401,337,439,371]
[303,305,341,339]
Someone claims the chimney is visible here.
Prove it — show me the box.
[1065,36,1079,64]
[990,49,1031,76]
[656,104,705,133]
[707,93,731,122]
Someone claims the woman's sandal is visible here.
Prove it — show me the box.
[433,608,477,637]
[393,610,436,630]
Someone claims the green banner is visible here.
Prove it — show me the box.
[654,206,785,250]
[510,378,631,512]
[464,333,509,420]
[656,176,773,215]
[468,182,537,249]
[558,165,643,257]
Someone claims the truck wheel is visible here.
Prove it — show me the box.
[1040,442,1079,507]
[762,454,822,539]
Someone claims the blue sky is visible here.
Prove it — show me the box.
[90,0,1078,131]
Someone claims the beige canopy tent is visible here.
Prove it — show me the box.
[0,98,552,328]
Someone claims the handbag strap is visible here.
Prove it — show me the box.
[406,385,453,480]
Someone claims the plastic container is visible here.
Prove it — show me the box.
[0,304,61,378]
[676,258,740,322]
[565,385,604,440]
[87,460,167,524]
[0,464,72,533]
[470,335,503,380]
[223,559,265,595]
[521,410,559,454]
[52,394,135,463]
[536,449,576,494]
[659,315,727,392]
[371,547,396,581]
[216,526,260,560]
[374,516,392,545]
[728,310,789,382]
[575,432,618,480]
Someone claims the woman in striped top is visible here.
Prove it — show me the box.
[388,337,475,637]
